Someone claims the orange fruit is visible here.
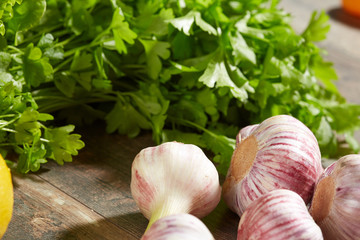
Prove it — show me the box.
[0,154,13,238]
[342,0,360,17]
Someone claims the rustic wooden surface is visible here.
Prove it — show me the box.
[3,0,360,239]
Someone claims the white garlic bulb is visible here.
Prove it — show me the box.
[309,154,360,240]
[131,142,221,230]
[223,115,323,216]
[238,189,323,240]
[141,213,214,240]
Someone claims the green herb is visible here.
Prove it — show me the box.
[1,0,359,174]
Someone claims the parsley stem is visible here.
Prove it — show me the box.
[0,128,16,133]
[7,45,22,53]
[9,66,22,71]
[40,138,50,143]
[18,23,64,46]
[63,37,115,57]
[0,143,17,147]
[54,34,77,47]
[53,57,73,73]
[0,115,20,129]
[0,114,16,118]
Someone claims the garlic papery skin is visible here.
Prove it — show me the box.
[131,142,221,231]
[223,115,323,216]
[238,189,323,240]
[235,124,259,144]
[309,154,360,240]
[141,213,214,240]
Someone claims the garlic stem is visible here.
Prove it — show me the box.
[146,195,191,231]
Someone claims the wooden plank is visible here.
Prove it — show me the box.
[32,126,240,239]
[34,127,152,239]
[2,173,136,240]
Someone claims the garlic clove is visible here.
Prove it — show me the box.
[238,189,323,240]
[141,213,214,240]
[131,142,221,230]
[309,154,360,240]
[223,115,324,216]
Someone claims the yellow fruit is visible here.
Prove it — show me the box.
[0,154,13,238]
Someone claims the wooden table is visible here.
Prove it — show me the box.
[3,0,360,239]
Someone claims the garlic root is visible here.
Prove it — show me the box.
[309,154,360,240]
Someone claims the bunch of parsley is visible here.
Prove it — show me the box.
[1,0,359,174]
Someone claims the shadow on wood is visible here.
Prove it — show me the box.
[328,7,360,29]
[56,213,146,240]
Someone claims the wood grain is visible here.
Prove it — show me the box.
[4,173,136,240]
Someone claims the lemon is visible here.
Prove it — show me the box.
[0,154,13,238]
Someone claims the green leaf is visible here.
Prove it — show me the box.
[314,116,336,150]
[54,72,76,98]
[37,33,64,62]
[302,11,330,42]
[328,103,360,134]
[162,129,206,148]
[136,8,174,36]
[311,54,338,93]
[70,51,93,72]
[92,78,112,90]
[0,21,5,35]
[14,108,43,144]
[0,52,12,70]
[7,0,46,32]
[73,71,95,91]
[44,125,85,165]
[140,39,170,79]
[169,10,217,36]
[344,132,360,153]
[17,138,48,173]
[69,7,93,35]
[199,60,249,101]
[23,44,53,87]
[72,0,97,12]
[201,131,236,175]
[229,31,256,65]
[111,7,137,54]
[105,100,151,138]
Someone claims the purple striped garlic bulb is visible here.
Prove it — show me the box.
[131,142,221,231]
[223,115,324,216]
[238,189,323,240]
[141,213,214,240]
[309,154,360,240]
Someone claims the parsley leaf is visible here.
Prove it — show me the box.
[44,125,85,165]
[1,0,359,174]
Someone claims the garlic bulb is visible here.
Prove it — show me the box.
[309,154,360,240]
[131,142,221,230]
[238,189,323,240]
[141,213,214,240]
[223,115,323,216]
